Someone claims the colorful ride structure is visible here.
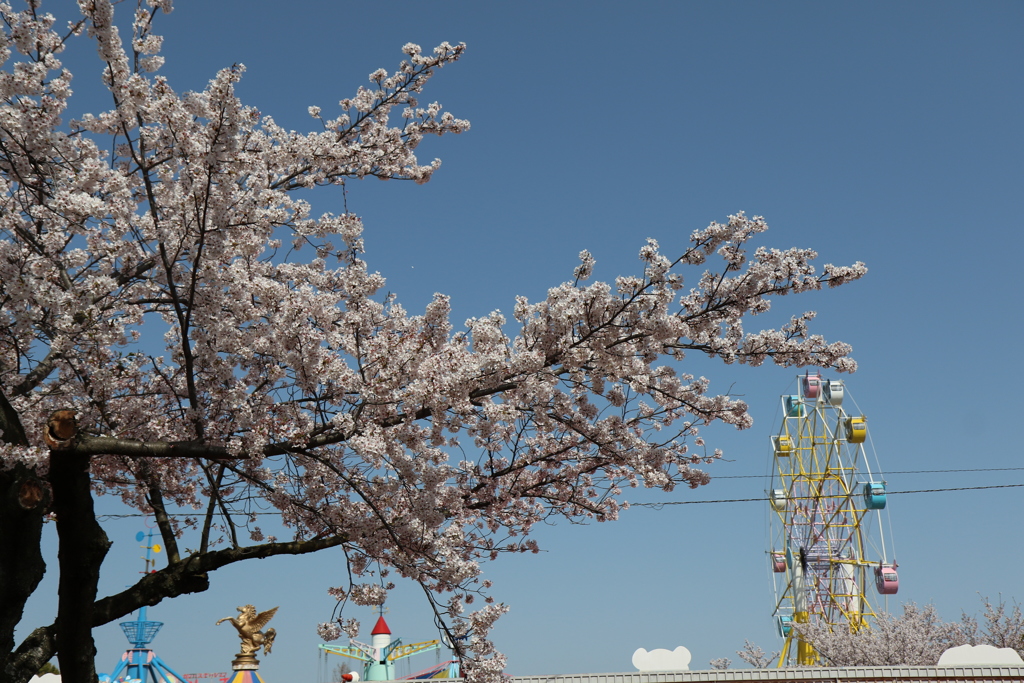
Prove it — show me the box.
[319,615,460,681]
[99,530,190,683]
[767,372,898,667]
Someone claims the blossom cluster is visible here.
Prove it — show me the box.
[718,598,1024,669]
[797,604,964,666]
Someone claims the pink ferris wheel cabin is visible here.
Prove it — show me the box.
[802,371,822,399]
[875,564,899,595]
[771,553,786,573]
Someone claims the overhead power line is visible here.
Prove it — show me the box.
[631,483,1024,508]
[711,467,1024,480]
[92,481,1023,520]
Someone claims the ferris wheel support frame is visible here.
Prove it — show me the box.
[767,373,896,667]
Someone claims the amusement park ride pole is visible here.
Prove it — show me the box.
[99,528,190,683]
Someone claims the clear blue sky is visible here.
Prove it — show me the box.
[19,0,1024,680]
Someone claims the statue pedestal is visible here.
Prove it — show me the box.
[232,653,260,670]
[227,653,267,683]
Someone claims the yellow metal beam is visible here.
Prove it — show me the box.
[387,640,441,661]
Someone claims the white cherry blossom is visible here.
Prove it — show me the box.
[0,2,865,682]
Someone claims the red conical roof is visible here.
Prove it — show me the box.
[371,615,391,635]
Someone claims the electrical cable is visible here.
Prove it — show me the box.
[630,482,1024,508]
[94,480,1024,520]
[711,467,1024,480]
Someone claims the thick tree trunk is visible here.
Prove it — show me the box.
[0,390,47,680]
[0,467,48,678]
[50,446,110,683]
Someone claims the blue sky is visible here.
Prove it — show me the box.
[18,0,1024,680]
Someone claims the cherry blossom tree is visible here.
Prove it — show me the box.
[790,598,1024,667]
[709,640,778,669]
[796,603,963,667]
[957,596,1024,659]
[0,2,866,682]
[737,640,779,668]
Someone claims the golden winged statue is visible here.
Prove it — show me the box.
[217,604,278,656]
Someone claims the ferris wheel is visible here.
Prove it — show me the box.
[767,372,898,667]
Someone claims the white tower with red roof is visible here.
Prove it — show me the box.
[366,615,394,680]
